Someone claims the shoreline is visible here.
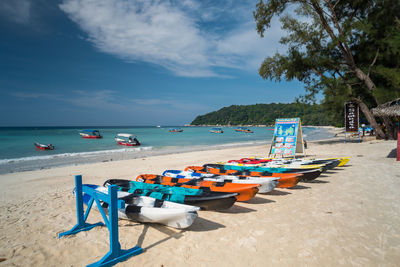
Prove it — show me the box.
[0,126,340,175]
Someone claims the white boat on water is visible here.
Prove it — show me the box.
[114,133,141,146]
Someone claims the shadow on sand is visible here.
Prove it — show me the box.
[287,185,311,190]
[387,148,397,158]
[218,204,257,214]
[303,179,329,184]
[188,217,226,232]
[266,189,292,196]
[323,170,338,174]
[136,225,185,251]
[135,216,226,251]
[244,196,275,204]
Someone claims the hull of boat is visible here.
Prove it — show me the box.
[34,143,54,150]
[117,141,140,146]
[79,133,102,139]
[80,184,199,229]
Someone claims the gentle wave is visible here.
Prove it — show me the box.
[0,146,153,165]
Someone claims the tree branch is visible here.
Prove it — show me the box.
[332,0,341,10]
[311,1,354,67]
[367,48,379,77]
[324,0,355,66]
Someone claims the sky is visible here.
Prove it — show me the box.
[0,0,309,126]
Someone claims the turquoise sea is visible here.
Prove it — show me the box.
[0,126,334,174]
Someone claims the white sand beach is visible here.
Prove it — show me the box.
[0,136,399,266]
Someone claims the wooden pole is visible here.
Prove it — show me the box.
[397,116,400,161]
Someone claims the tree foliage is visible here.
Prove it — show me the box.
[254,0,400,139]
[191,103,337,126]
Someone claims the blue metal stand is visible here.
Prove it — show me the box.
[59,175,143,267]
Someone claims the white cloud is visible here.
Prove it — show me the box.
[130,97,210,111]
[10,90,210,114]
[10,92,53,99]
[10,90,129,111]
[59,0,285,77]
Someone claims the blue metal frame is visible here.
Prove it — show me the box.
[59,175,143,267]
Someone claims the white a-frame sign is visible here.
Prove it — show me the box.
[269,118,305,158]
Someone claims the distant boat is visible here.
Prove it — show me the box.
[169,128,183,133]
[115,133,141,146]
[210,127,223,133]
[34,142,54,150]
[156,125,161,128]
[79,129,102,139]
[235,127,253,133]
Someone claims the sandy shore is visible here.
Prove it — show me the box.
[0,136,399,266]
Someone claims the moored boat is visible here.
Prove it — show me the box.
[210,127,223,133]
[169,128,183,132]
[104,179,238,210]
[115,133,141,146]
[79,129,102,139]
[79,184,199,229]
[235,127,253,133]
[34,142,54,150]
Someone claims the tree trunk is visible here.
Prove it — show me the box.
[352,97,386,139]
[382,116,396,140]
[354,67,376,91]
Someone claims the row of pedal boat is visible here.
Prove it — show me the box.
[78,157,349,229]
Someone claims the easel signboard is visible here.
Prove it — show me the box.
[269,118,304,158]
[344,101,360,143]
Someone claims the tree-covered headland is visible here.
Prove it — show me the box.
[191,103,336,126]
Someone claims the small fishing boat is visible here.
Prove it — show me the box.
[169,128,183,132]
[115,133,140,146]
[235,127,253,133]
[104,179,237,210]
[79,129,102,139]
[34,142,54,150]
[210,127,223,133]
[79,184,200,229]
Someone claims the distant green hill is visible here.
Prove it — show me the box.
[191,103,336,126]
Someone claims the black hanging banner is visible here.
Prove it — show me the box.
[344,101,360,143]
[345,102,359,132]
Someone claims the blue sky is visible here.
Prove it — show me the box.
[0,0,308,126]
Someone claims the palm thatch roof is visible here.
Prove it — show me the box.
[372,98,400,117]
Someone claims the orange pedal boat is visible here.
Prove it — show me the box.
[136,174,260,202]
[185,166,301,189]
